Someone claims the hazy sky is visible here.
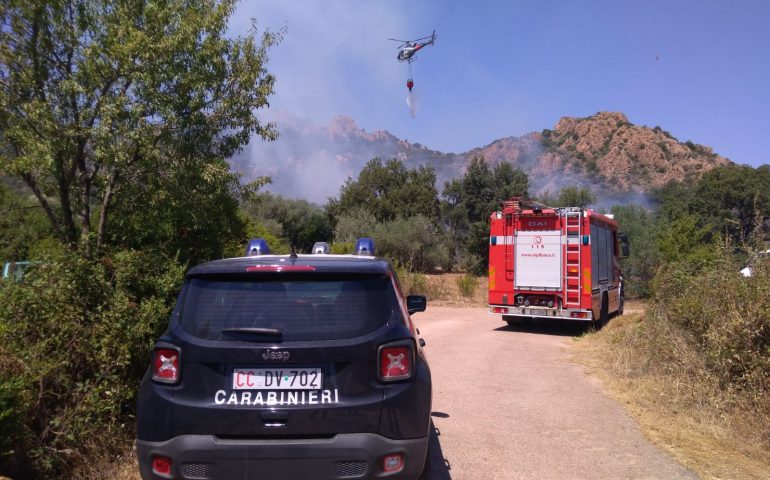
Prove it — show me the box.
[230,1,770,167]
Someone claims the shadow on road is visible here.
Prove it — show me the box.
[426,417,452,479]
[493,317,595,337]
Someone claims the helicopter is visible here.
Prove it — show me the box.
[390,30,436,64]
[389,30,436,94]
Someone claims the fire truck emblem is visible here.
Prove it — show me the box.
[530,234,545,249]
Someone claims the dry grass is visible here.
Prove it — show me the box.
[107,455,140,480]
[66,447,140,480]
[421,273,487,307]
[573,306,770,480]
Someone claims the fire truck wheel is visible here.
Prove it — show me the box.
[599,295,609,328]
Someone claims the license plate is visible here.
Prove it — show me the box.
[232,368,322,390]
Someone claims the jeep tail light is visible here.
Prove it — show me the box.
[152,347,180,384]
[378,344,413,382]
[382,453,404,473]
[151,455,172,476]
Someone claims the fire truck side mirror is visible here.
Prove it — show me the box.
[619,234,630,258]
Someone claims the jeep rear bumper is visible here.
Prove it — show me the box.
[136,433,428,480]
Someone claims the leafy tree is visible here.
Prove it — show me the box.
[0,0,279,257]
[690,164,770,243]
[455,157,527,223]
[108,161,251,264]
[239,217,290,255]
[244,192,333,253]
[464,221,494,276]
[652,165,770,262]
[536,186,595,208]
[327,158,439,223]
[370,215,449,272]
[657,213,719,267]
[459,158,496,223]
[489,162,529,211]
[610,203,661,297]
[440,156,528,273]
[333,206,378,244]
[556,186,595,208]
[439,178,469,265]
[652,179,696,222]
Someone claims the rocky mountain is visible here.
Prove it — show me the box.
[231,111,730,205]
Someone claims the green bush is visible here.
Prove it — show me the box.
[610,204,661,298]
[0,250,184,479]
[456,274,477,298]
[335,214,450,273]
[330,242,354,254]
[392,260,427,297]
[649,249,770,406]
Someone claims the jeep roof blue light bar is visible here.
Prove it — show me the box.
[354,238,375,256]
[245,238,270,256]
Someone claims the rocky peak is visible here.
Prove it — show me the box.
[541,111,730,191]
[327,115,358,137]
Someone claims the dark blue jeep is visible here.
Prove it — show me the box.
[136,239,432,479]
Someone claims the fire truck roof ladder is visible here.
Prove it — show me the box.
[563,209,582,308]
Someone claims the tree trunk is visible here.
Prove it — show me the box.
[21,173,65,243]
[96,171,118,251]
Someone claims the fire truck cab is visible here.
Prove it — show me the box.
[488,197,628,326]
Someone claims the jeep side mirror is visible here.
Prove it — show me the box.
[406,295,427,314]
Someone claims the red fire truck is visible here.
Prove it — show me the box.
[488,197,628,326]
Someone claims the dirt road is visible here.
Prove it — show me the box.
[415,306,697,480]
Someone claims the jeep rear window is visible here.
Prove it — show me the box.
[179,273,400,341]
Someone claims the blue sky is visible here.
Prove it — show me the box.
[231,1,770,167]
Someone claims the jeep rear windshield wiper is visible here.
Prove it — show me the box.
[221,327,283,339]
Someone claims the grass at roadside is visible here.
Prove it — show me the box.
[572,305,770,480]
[421,273,487,307]
[80,450,139,480]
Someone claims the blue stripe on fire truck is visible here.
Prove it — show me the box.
[489,236,513,245]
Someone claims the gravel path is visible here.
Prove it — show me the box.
[414,306,698,480]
